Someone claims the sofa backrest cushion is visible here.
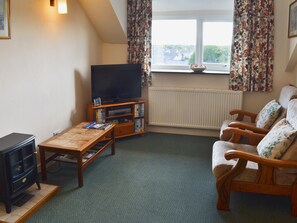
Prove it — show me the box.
[287,98,297,130]
[278,85,297,109]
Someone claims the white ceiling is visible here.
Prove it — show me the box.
[153,0,234,12]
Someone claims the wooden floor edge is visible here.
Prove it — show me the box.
[15,185,60,223]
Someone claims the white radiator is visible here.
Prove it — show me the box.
[148,87,243,130]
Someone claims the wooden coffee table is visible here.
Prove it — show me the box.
[38,122,115,187]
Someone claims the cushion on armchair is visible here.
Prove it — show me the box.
[255,99,282,129]
[212,141,258,180]
[257,119,297,159]
[279,99,297,172]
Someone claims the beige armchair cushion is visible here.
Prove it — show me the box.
[212,141,258,181]
[212,141,297,186]
[278,85,297,109]
[257,118,297,159]
[219,119,254,141]
[255,99,282,129]
[287,98,297,129]
[279,99,297,173]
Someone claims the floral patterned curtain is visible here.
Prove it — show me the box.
[229,0,274,92]
[127,0,152,86]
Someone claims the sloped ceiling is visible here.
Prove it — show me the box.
[78,0,233,44]
[153,0,234,12]
[79,0,127,44]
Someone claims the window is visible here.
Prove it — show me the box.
[151,17,233,72]
[152,20,196,69]
[202,22,233,71]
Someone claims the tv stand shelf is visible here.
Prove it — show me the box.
[107,113,133,120]
[87,100,145,139]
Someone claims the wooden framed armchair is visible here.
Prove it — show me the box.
[212,99,297,216]
[220,85,297,142]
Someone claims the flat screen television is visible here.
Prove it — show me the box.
[91,64,142,104]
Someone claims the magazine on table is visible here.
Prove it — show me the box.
[83,122,111,130]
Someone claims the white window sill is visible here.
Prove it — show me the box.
[151,69,229,76]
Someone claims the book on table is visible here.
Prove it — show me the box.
[56,151,97,163]
[83,122,111,130]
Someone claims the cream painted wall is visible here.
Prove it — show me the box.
[147,0,297,137]
[287,0,297,82]
[288,0,297,60]
[101,43,127,64]
[0,0,102,144]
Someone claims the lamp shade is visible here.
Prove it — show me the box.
[58,0,67,14]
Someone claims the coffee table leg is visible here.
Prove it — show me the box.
[39,147,47,181]
[77,153,83,187]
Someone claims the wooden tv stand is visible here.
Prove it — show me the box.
[87,100,145,138]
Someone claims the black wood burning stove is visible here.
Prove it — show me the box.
[0,133,40,213]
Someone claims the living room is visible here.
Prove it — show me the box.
[1,0,297,222]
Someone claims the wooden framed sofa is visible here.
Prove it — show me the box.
[220,85,297,142]
[212,98,297,216]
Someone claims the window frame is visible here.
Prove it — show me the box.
[151,11,234,73]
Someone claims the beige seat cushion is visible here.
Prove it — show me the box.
[212,141,258,181]
[219,120,233,141]
[219,120,256,141]
[212,141,297,185]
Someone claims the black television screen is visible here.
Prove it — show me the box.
[91,64,142,104]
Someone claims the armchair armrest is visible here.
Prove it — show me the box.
[222,127,265,145]
[228,121,270,134]
[225,150,297,169]
[229,109,258,122]
[215,148,297,212]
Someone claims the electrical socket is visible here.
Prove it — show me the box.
[53,129,61,136]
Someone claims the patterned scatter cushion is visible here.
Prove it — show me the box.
[257,119,297,159]
[256,100,282,129]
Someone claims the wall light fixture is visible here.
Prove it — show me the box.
[50,0,68,14]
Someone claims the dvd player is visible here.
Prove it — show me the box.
[108,107,131,116]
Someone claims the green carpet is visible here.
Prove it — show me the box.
[27,132,296,223]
